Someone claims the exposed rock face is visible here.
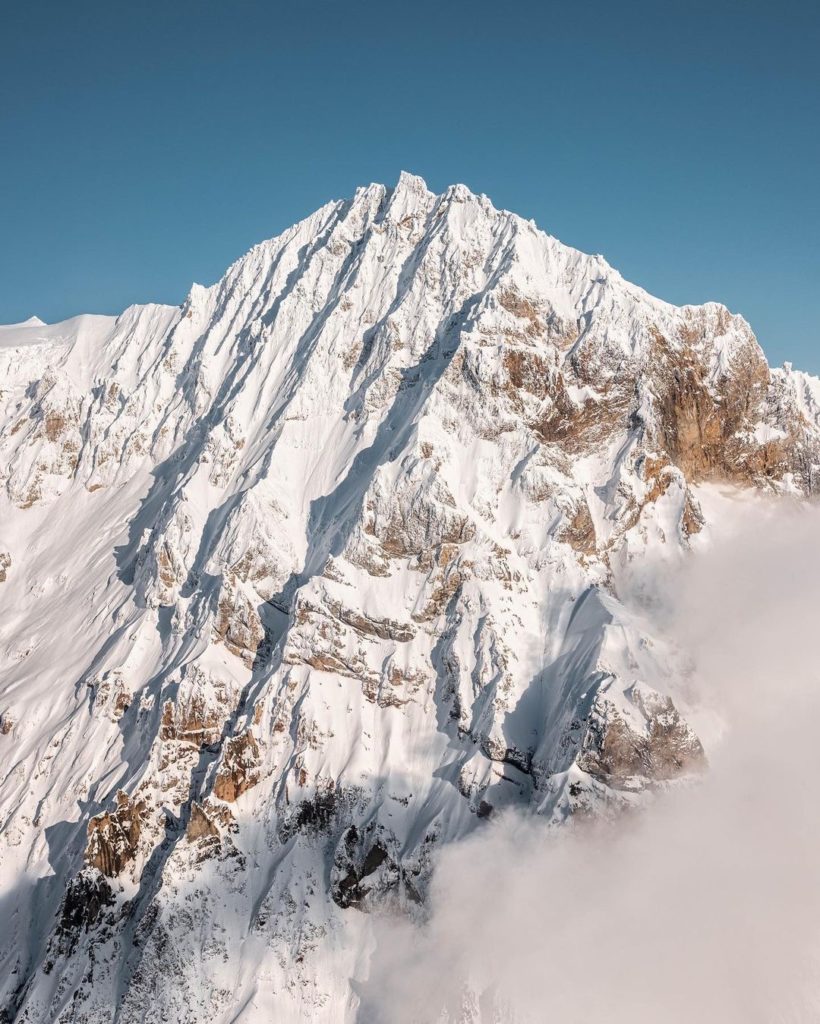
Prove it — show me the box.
[329,602,416,643]
[1,173,819,1023]
[160,691,226,748]
[331,829,395,910]
[213,580,267,666]
[56,870,115,947]
[578,680,706,787]
[0,552,9,583]
[85,791,148,878]
[647,327,808,487]
[186,801,219,842]
[559,498,598,556]
[212,730,261,802]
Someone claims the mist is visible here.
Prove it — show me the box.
[358,492,820,1023]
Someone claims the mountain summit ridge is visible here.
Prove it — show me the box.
[1,174,819,1022]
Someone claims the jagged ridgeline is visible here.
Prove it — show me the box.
[1,173,819,1022]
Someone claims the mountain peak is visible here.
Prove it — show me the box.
[393,169,431,194]
[1,181,820,1022]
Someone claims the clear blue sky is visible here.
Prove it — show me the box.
[2,0,818,370]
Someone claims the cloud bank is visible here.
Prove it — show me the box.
[359,493,820,1023]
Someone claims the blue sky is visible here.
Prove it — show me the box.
[2,0,818,370]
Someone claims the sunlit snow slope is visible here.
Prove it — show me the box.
[1,173,819,1022]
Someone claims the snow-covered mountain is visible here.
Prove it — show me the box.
[1,172,819,1023]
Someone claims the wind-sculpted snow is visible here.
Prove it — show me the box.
[0,173,818,1022]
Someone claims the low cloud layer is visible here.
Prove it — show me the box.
[359,494,820,1023]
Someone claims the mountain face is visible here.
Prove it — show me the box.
[1,172,819,1022]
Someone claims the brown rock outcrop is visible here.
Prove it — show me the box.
[213,731,261,802]
[186,801,220,842]
[85,791,148,877]
[558,499,597,556]
[646,329,816,490]
[533,372,631,454]
[213,583,266,667]
[160,694,224,749]
[329,601,416,642]
[578,683,705,786]
[502,347,552,399]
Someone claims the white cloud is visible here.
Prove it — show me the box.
[358,492,820,1023]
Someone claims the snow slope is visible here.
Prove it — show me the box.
[1,173,819,1022]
